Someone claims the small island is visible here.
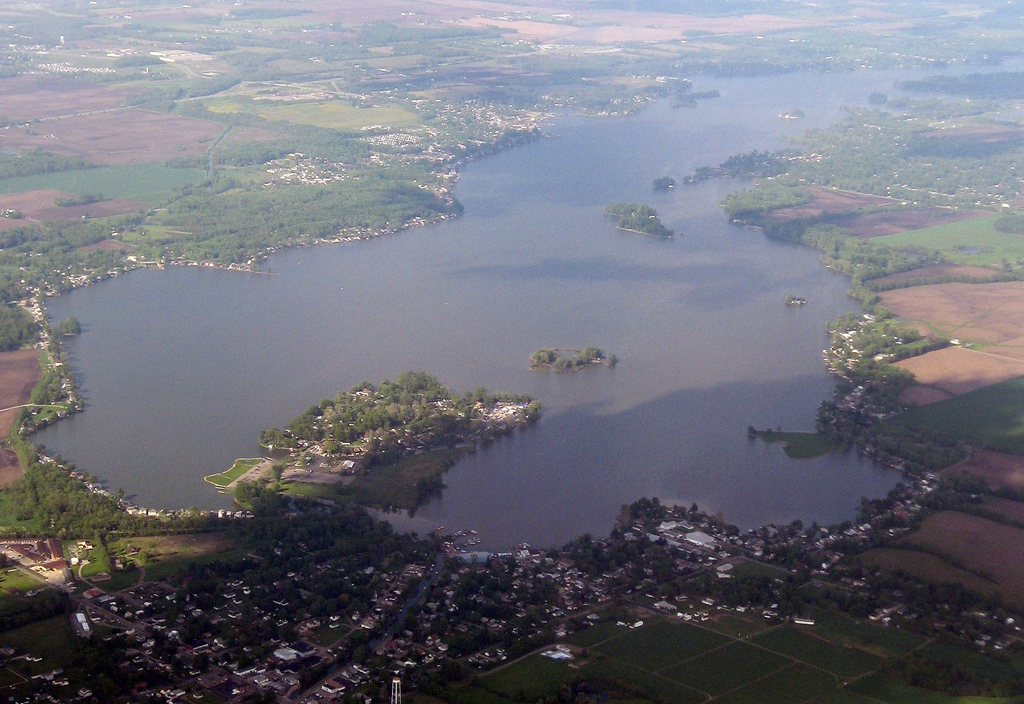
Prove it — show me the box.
[604,202,675,237]
[246,372,540,510]
[785,295,807,305]
[531,347,618,372]
[653,176,676,191]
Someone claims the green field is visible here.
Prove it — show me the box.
[714,663,836,704]
[752,430,844,458]
[0,617,78,676]
[893,376,1024,454]
[751,626,883,678]
[479,654,579,701]
[851,672,1024,704]
[873,215,1022,267]
[659,641,789,696]
[204,457,264,487]
[594,620,731,671]
[809,609,925,656]
[257,102,420,131]
[0,163,205,202]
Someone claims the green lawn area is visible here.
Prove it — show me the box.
[478,653,579,701]
[204,457,264,487]
[0,569,44,594]
[565,620,622,647]
[892,376,1024,454]
[582,657,706,704]
[0,617,78,676]
[0,163,205,202]
[751,625,883,679]
[713,663,837,704]
[851,672,1024,704]
[141,546,250,582]
[659,641,789,697]
[594,620,731,671]
[873,215,1023,267]
[257,102,420,131]
[702,613,770,638]
[809,609,925,656]
[753,430,844,458]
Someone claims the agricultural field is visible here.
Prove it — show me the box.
[451,615,932,704]
[894,375,1024,454]
[896,347,1024,405]
[0,190,146,230]
[0,109,223,166]
[0,75,131,123]
[0,349,40,486]
[860,547,1000,599]
[874,215,1024,267]
[879,282,1024,354]
[895,510,1024,603]
[0,163,205,202]
[256,102,421,131]
[869,263,1001,289]
[944,450,1024,492]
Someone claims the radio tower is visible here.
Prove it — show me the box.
[390,676,402,704]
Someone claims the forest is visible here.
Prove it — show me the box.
[0,305,36,352]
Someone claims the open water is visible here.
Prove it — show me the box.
[39,69,929,548]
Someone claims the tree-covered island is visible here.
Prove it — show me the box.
[254,372,540,508]
[603,203,675,237]
[531,347,618,371]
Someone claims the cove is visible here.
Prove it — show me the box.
[38,69,919,549]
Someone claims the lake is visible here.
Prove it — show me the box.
[38,69,920,549]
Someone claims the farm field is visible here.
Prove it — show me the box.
[895,347,1024,405]
[0,109,223,166]
[874,215,1024,267]
[453,615,935,704]
[0,163,205,202]
[255,102,421,131]
[838,207,990,239]
[868,263,1001,289]
[0,76,130,122]
[0,190,146,228]
[943,450,1024,492]
[0,349,40,486]
[770,186,896,220]
[879,282,1024,355]
[894,375,1024,454]
[899,511,1024,603]
[859,547,1000,599]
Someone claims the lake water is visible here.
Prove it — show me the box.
[39,69,926,549]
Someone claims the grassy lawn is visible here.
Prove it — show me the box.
[751,625,882,679]
[0,617,78,676]
[703,613,770,638]
[594,620,731,671]
[893,376,1024,454]
[0,163,205,202]
[713,663,837,704]
[809,609,925,656]
[204,457,264,487]
[752,430,844,458]
[479,653,578,701]
[659,640,789,697]
[564,620,622,647]
[583,657,706,704]
[850,672,1024,704]
[874,215,1024,267]
[0,568,44,593]
[110,533,246,582]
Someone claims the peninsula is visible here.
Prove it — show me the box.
[253,372,540,509]
[603,203,674,237]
